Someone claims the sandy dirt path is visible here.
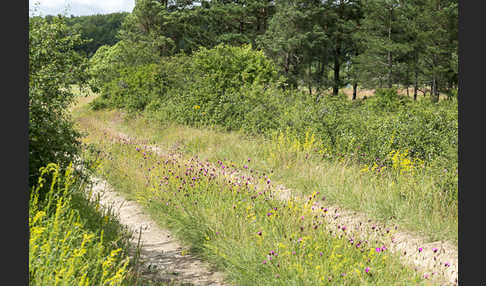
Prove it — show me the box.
[90,176,226,286]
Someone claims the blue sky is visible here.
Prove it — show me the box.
[29,0,135,17]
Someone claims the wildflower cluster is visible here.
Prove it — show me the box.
[269,128,323,165]
[92,135,430,285]
[388,149,424,175]
[29,163,130,285]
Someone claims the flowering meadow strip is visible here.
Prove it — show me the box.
[72,102,457,285]
[73,101,457,245]
[29,163,130,285]
[88,133,434,286]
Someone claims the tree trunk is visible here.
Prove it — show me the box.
[318,55,326,90]
[414,68,418,101]
[284,53,290,75]
[352,82,358,100]
[333,42,341,96]
[263,7,268,33]
[308,63,313,95]
[433,77,440,102]
[387,7,393,89]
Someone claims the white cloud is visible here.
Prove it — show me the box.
[29,0,135,16]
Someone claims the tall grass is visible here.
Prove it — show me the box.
[29,162,169,285]
[73,104,456,243]
[29,163,130,285]
[82,129,435,285]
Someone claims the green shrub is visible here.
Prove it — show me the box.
[140,44,282,132]
[29,15,88,188]
[90,43,457,197]
[364,88,411,112]
[89,96,109,110]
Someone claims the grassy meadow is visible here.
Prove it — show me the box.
[73,95,457,244]
[70,91,455,285]
[69,44,457,284]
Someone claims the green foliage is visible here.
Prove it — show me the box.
[95,44,282,132]
[92,0,457,97]
[92,43,457,200]
[65,12,129,57]
[88,39,159,93]
[364,88,411,112]
[192,44,279,91]
[168,45,280,130]
[29,15,88,187]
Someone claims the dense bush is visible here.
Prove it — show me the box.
[90,44,457,196]
[29,15,88,188]
[168,44,281,130]
[364,88,411,113]
[92,44,283,131]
